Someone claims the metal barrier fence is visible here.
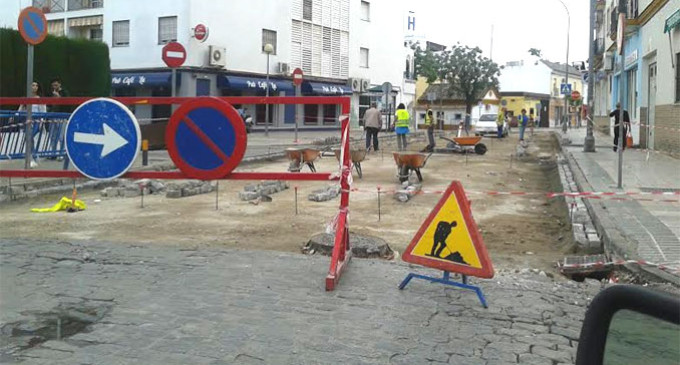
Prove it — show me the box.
[0,111,70,161]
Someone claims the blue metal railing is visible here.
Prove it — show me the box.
[0,111,71,161]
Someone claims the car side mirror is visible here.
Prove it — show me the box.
[575,285,680,365]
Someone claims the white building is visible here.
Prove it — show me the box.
[4,0,416,129]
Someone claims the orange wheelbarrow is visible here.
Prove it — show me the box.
[439,135,487,155]
[286,148,321,172]
[333,148,367,178]
[393,152,432,183]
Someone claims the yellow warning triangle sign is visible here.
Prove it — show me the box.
[402,181,494,278]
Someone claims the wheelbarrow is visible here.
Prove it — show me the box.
[285,148,321,172]
[333,148,367,178]
[393,152,433,183]
[439,135,487,155]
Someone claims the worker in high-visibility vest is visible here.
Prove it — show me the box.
[424,107,435,152]
[394,103,410,151]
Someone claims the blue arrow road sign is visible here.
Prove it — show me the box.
[560,83,572,95]
[65,98,141,180]
[582,72,589,83]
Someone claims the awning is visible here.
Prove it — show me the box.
[302,82,352,95]
[111,72,173,88]
[69,15,103,28]
[665,9,680,33]
[217,75,294,93]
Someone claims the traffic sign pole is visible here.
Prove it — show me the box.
[171,68,177,112]
[24,45,34,169]
[295,84,301,143]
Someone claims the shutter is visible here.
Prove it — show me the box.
[312,24,322,75]
[291,20,302,69]
[302,22,313,73]
[312,0,322,24]
[322,0,332,27]
[340,31,349,78]
[331,28,341,77]
[340,0,350,31]
[292,0,302,20]
[331,0,340,29]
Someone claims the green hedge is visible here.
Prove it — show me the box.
[0,28,110,98]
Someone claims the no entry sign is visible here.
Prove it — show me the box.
[166,97,247,180]
[162,42,186,68]
[18,7,47,45]
[292,68,304,86]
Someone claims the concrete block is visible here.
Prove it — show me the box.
[200,183,213,194]
[244,184,258,192]
[239,191,260,201]
[124,188,141,198]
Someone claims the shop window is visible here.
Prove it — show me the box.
[323,105,338,125]
[304,104,318,125]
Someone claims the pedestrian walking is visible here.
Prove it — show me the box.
[394,103,410,151]
[48,78,70,156]
[609,103,631,152]
[424,107,435,152]
[464,113,471,136]
[496,108,506,139]
[18,81,46,168]
[517,109,529,141]
[363,102,383,152]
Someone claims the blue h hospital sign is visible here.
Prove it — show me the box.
[408,11,416,31]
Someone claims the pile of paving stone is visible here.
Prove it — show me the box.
[238,180,289,201]
[394,178,422,202]
[303,232,394,259]
[165,180,214,199]
[100,179,166,198]
[307,185,340,202]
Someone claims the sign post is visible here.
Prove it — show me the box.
[617,8,626,189]
[292,68,304,143]
[382,82,392,131]
[18,7,47,169]
[162,42,187,112]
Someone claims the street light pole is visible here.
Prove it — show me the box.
[557,0,570,133]
[583,0,597,152]
[264,43,274,137]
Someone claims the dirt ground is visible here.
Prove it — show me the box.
[0,131,575,275]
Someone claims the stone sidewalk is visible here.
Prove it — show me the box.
[0,239,596,365]
[560,128,680,282]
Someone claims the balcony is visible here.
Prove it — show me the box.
[32,0,65,13]
[67,0,104,11]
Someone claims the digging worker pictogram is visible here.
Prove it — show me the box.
[429,220,469,265]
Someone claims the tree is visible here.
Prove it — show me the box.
[438,44,500,114]
[528,48,542,58]
[412,43,440,83]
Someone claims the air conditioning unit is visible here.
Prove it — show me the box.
[360,79,371,92]
[208,46,226,67]
[277,62,290,75]
[603,53,613,71]
[347,78,361,92]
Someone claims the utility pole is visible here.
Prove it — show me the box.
[556,0,571,133]
[583,0,596,152]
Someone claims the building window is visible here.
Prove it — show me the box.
[33,0,65,12]
[303,0,312,21]
[158,16,177,44]
[361,1,370,21]
[676,53,680,102]
[112,20,129,47]
[262,29,277,54]
[47,19,65,36]
[304,104,318,125]
[67,0,103,11]
[360,47,369,68]
[89,27,103,42]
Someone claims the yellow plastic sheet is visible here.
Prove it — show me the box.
[31,197,87,213]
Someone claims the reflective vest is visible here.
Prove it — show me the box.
[396,109,410,128]
[424,110,433,126]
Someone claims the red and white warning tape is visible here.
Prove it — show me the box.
[558,259,680,275]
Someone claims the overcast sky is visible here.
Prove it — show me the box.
[412,0,590,66]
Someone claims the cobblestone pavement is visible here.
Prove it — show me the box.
[0,239,599,365]
[561,128,680,277]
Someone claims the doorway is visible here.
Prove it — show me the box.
[647,63,656,149]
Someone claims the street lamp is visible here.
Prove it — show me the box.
[556,0,570,133]
[583,0,596,152]
[264,43,274,137]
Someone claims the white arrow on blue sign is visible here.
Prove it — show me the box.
[65,98,141,180]
[560,83,572,95]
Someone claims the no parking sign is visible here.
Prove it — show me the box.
[166,97,247,180]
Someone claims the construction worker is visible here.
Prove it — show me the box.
[496,108,506,139]
[424,108,435,152]
[394,103,410,151]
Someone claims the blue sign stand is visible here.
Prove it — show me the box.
[65,98,141,180]
[399,271,488,308]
